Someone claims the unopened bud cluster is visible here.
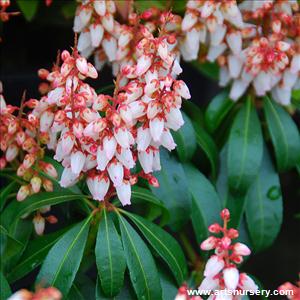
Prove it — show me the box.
[0,87,58,202]
[198,208,258,299]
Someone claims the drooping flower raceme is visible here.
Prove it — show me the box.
[198,208,258,299]
[0,84,58,201]
[181,0,300,105]
[35,39,189,206]
[73,0,182,78]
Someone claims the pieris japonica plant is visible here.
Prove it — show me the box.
[1,1,299,300]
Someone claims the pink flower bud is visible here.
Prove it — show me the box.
[17,185,30,201]
[135,54,152,76]
[86,174,110,201]
[46,215,58,224]
[94,0,106,16]
[208,223,222,233]
[71,151,86,175]
[43,179,54,192]
[38,68,49,80]
[76,57,88,75]
[223,267,240,290]
[61,50,70,61]
[220,208,230,221]
[40,110,54,132]
[33,215,45,236]
[87,63,98,79]
[116,181,131,206]
[233,242,251,256]
[200,236,217,250]
[221,236,231,249]
[239,273,258,291]
[107,161,124,187]
[5,143,18,162]
[227,228,239,239]
[204,255,225,278]
[30,176,42,194]
[0,157,6,169]
[149,117,164,142]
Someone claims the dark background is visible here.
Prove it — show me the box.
[1,1,299,296]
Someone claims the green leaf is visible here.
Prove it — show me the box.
[0,271,11,300]
[61,2,76,19]
[96,277,136,300]
[205,90,235,133]
[1,191,86,232]
[172,112,197,162]
[263,96,300,171]
[5,219,33,271]
[17,0,39,21]
[7,227,69,283]
[96,210,126,297]
[183,163,222,245]
[134,0,166,12]
[182,101,204,126]
[227,98,263,194]
[193,122,219,179]
[68,274,96,300]
[36,216,92,296]
[190,61,219,81]
[0,181,18,212]
[216,146,247,229]
[0,225,24,265]
[150,150,192,231]
[245,146,283,252]
[118,214,162,300]
[159,266,178,300]
[122,211,187,285]
[130,186,169,225]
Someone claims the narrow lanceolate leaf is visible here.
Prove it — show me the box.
[246,147,283,252]
[17,0,39,21]
[205,90,235,133]
[172,112,197,162]
[216,146,247,229]
[36,217,92,296]
[193,122,219,179]
[7,227,69,283]
[0,271,11,300]
[263,96,300,171]
[123,211,187,285]
[183,164,222,245]
[0,181,18,212]
[0,225,24,265]
[118,214,162,300]
[96,277,135,300]
[130,186,169,225]
[227,97,263,194]
[190,61,219,81]
[150,150,192,231]
[96,210,126,297]
[1,191,86,232]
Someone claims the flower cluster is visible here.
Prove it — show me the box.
[278,275,300,300]
[73,0,182,77]
[35,39,189,205]
[8,287,61,300]
[198,208,258,299]
[181,0,300,105]
[0,84,58,201]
